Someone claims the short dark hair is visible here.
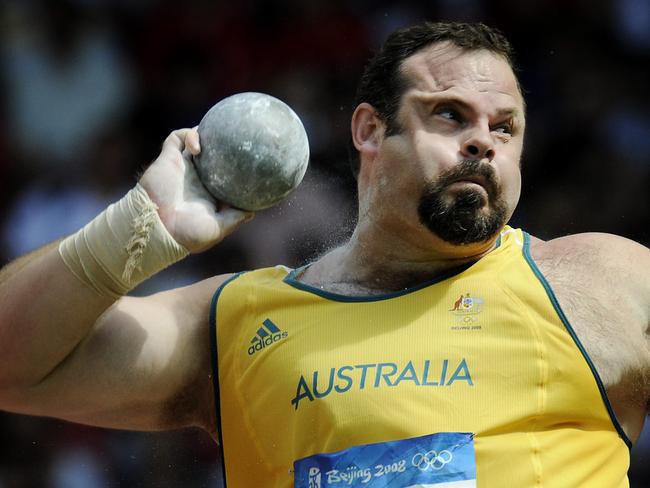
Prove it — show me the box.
[350,21,518,178]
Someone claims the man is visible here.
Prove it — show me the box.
[0,21,648,487]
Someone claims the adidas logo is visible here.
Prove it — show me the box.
[247,319,288,356]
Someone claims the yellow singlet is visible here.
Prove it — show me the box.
[211,227,630,487]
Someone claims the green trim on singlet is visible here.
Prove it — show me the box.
[521,232,633,449]
[283,234,502,302]
[284,262,475,302]
[209,271,247,488]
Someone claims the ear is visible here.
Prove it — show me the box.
[351,103,384,158]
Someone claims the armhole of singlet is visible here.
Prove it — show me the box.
[520,232,632,449]
[209,272,247,487]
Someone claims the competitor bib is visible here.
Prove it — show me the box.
[294,432,476,487]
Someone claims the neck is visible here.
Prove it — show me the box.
[301,219,501,295]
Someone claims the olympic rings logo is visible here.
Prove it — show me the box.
[411,450,453,471]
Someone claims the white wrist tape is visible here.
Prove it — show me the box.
[59,184,189,298]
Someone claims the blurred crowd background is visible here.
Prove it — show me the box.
[0,0,648,486]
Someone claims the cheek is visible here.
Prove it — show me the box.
[379,136,425,188]
[499,161,522,209]
[507,172,522,204]
[411,133,458,180]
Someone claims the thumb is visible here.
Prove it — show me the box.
[161,128,186,151]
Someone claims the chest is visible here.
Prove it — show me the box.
[217,270,616,447]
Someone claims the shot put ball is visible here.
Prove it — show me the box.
[192,92,310,211]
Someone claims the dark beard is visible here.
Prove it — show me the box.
[417,159,508,245]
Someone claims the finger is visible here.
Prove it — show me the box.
[161,127,194,156]
[185,127,201,156]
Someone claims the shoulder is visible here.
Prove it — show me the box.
[149,273,237,308]
[183,266,292,313]
[529,232,649,271]
[528,232,649,321]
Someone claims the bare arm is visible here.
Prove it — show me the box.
[0,128,251,433]
[0,273,228,433]
[0,241,114,389]
[601,234,650,423]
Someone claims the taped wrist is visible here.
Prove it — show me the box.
[59,184,189,298]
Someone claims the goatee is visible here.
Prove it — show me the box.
[418,159,508,245]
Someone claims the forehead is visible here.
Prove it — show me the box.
[400,43,524,110]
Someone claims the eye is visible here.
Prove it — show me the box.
[492,123,513,136]
[435,107,462,123]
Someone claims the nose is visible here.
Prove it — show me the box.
[461,126,495,161]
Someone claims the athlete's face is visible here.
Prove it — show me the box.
[368,44,525,246]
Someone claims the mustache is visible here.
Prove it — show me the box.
[432,159,500,197]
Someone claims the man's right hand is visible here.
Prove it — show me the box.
[139,128,254,253]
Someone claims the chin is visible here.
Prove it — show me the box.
[418,193,508,246]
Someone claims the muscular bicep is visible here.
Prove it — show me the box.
[1,275,229,434]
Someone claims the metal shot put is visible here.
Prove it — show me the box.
[0,21,648,488]
[193,92,310,211]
